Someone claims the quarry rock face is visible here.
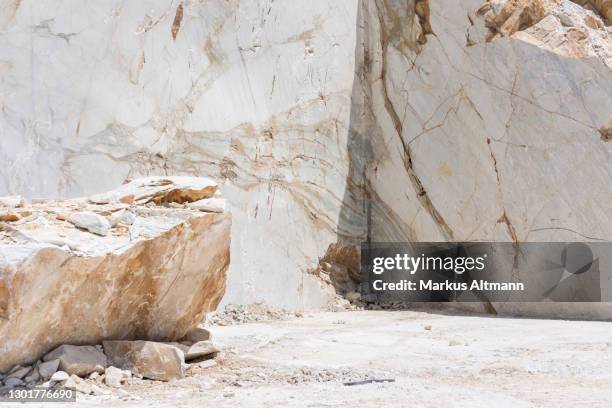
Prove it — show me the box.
[0,0,358,311]
[355,0,611,318]
[354,0,611,246]
[0,177,231,372]
[478,0,611,66]
[0,1,610,316]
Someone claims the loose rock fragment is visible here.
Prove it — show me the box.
[0,177,230,373]
[4,377,24,387]
[7,365,30,379]
[49,371,69,383]
[188,198,226,213]
[89,384,109,396]
[89,176,218,205]
[38,359,60,379]
[65,374,92,394]
[345,291,361,303]
[44,345,107,377]
[183,341,219,361]
[0,212,20,222]
[478,0,611,67]
[574,0,612,21]
[198,360,217,370]
[104,366,124,388]
[119,194,135,204]
[102,207,134,227]
[68,212,111,236]
[480,0,547,38]
[181,327,212,344]
[0,196,25,208]
[168,339,219,361]
[24,368,40,383]
[103,341,186,381]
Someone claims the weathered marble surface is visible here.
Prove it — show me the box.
[0,177,230,372]
[358,0,611,244]
[0,0,610,313]
[0,0,358,309]
[356,0,611,317]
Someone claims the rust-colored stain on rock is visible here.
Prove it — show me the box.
[171,4,184,41]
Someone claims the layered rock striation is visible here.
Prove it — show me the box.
[0,177,230,372]
[0,0,359,310]
[0,1,609,315]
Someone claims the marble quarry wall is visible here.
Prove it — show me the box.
[0,0,360,310]
[1,0,610,313]
[356,0,612,318]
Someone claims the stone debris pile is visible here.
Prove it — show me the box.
[0,177,231,373]
[475,0,612,67]
[0,327,219,395]
[206,303,304,326]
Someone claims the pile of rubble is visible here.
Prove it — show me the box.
[206,303,303,326]
[0,176,231,374]
[476,0,612,67]
[205,300,365,326]
[213,355,393,388]
[0,327,218,395]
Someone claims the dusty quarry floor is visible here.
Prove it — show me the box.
[19,310,612,408]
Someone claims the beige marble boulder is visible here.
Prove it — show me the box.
[187,198,226,213]
[37,359,60,380]
[43,345,106,377]
[103,341,186,382]
[181,341,219,361]
[167,340,219,362]
[0,177,231,373]
[180,327,212,343]
[104,366,125,388]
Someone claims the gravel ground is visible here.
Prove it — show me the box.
[15,310,612,408]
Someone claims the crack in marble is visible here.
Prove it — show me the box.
[374,0,455,241]
[529,226,608,241]
[431,34,602,132]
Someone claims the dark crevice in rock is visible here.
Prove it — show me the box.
[415,0,434,44]
[310,244,361,301]
[497,212,519,244]
[600,119,612,141]
[374,1,455,242]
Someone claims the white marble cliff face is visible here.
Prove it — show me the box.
[359,0,612,244]
[1,0,610,312]
[0,0,359,309]
[357,0,612,317]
